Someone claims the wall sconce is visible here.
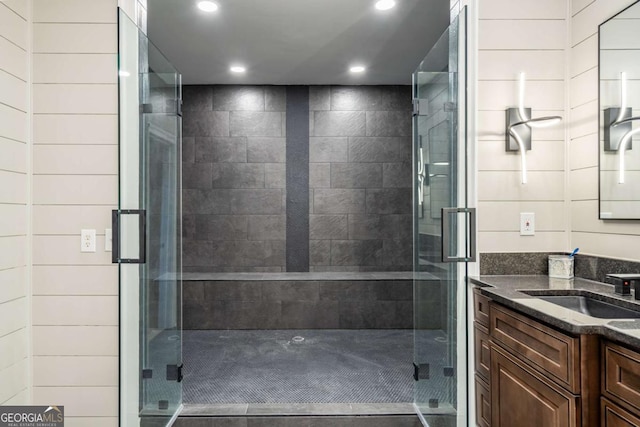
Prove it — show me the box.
[506,73,562,184]
[604,72,640,184]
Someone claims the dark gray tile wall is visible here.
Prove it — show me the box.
[183,85,286,272]
[183,279,413,329]
[309,86,413,272]
[183,85,412,273]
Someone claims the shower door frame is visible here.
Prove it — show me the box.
[412,5,478,427]
[117,9,184,427]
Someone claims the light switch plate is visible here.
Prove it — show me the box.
[105,228,112,252]
[520,213,535,236]
[81,229,96,252]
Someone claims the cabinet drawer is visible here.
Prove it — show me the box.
[603,341,640,413]
[601,397,640,427]
[491,345,579,427]
[490,303,580,393]
[474,289,490,327]
[475,374,491,427]
[475,322,490,382]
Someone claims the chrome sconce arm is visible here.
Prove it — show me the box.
[507,117,562,184]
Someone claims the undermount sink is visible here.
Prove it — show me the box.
[523,292,640,319]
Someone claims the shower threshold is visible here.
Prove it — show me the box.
[180,402,417,417]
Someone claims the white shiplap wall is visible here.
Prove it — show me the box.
[0,0,30,407]
[477,0,569,253]
[31,1,119,425]
[570,0,640,262]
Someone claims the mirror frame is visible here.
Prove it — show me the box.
[598,0,640,220]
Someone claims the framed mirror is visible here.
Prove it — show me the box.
[599,1,640,219]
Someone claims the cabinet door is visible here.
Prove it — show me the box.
[474,289,490,327]
[475,322,491,382]
[475,374,491,427]
[490,302,580,393]
[491,345,579,427]
[603,341,640,414]
[602,397,640,427]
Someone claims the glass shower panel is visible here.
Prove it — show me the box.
[413,8,469,427]
[118,9,183,426]
[139,67,183,419]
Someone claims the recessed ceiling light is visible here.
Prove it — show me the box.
[375,0,396,11]
[350,66,366,73]
[197,1,219,12]
[230,65,246,73]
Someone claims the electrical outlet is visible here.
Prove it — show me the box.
[105,228,112,252]
[81,229,96,252]
[520,213,535,236]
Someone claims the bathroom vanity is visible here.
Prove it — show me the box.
[472,276,640,427]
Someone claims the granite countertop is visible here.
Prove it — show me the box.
[471,275,640,349]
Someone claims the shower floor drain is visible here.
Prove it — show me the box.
[291,336,305,343]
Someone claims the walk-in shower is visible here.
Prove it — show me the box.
[115,3,471,426]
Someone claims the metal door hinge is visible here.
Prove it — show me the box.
[413,99,430,117]
[166,364,183,382]
[140,103,153,114]
[142,369,153,379]
[413,363,430,381]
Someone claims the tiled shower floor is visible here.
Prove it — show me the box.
[182,329,450,406]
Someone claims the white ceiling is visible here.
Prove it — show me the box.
[147,0,449,85]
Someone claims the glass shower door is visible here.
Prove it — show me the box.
[413,8,472,427]
[117,9,183,426]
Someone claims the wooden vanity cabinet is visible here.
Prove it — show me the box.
[489,302,581,393]
[601,398,640,427]
[473,289,492,426]
[601,341,640,425]
[474,374,491,427]
[491,344,579,427]
[474,288,490,327]
[473,289,600,427]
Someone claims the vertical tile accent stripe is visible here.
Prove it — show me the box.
[286,86,310,271]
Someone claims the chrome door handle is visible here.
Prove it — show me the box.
[441,207,476,263]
